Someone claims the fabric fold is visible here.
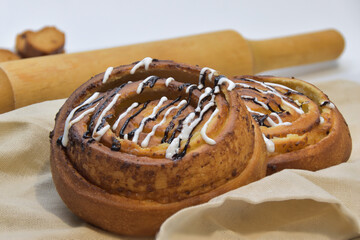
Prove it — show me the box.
[157,167,360,240]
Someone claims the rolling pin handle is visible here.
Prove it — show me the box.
[249,29,345,73]
[0,68,15,113]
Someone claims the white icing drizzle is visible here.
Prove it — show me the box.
[264,115,277,127]
[166,95,216,159]
[235,82,251,88]
[200,108,219,145]
[278,95,304,114]
[198,67,217,89]
[130,57,153,74]
[237,78,312,152]
[61,92,100,146]
[137,75,156,94]
[112,102,139,131]
[294,99,301,107]
[165,77,174,87]
[186,84,197,93]
[195,87,212,112]
[263,82,305,115]
[63,106,98,147]
[132,96,168,144]
[217,76,236,91]
[64,63,300,160]
[265,82,296,92]
[61,62,294,161]
[239,78,304,114]
[268,113,292,127]
[246,106,291,127]
[242,78,269,89]
[242,96,269,110]
[166,112,196,159]
[141,100,187,148]
[182,95,215,141]
[165,137,180,158]
[321,101,335,109]
[102,67,114,83]
[262,134,275,152]
[320,116,325,124]
[92,93,121,141]
[246,106,264,115]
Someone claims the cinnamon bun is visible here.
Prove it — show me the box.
[50,58,267,236]
[232,75,352,175]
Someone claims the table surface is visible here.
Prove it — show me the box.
[1,0,359,84]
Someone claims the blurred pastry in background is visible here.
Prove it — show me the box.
[16,26,65,58]
[0,49,20,62]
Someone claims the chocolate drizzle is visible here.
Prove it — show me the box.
[178,83,192,91]
[252,114,269,127]
[199,67,217,89]
[62,60,261,160]
[242,96,265,108]
[241,85,262,93]
[235,76,306,129]
[96,114,113,131]
[137,76,160,94]
[56,136,63,146]
[213,75,223,87]
[111,137,121,151]
[75,96,104,115]
[170,104,216,159]
[126,97,181,141]
[266,103,277,113]
[199,70,207,88]
[167,118,185,143]
[86,84,127,137]
[278,104,285,112]
[172,133,193,160]
[120,101,150,138]
[162,122,175,144]
[155,97,181,119]
[320,100,331,107]
[161,86,195,143]
[197,94,212,111]
[61,59,311,160]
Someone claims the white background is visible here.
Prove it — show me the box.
[1,0,359,83]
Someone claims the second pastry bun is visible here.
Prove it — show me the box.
[232,75,351,175]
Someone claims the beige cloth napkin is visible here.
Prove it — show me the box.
[0,80,359,240]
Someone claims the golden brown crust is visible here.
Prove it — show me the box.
[50,119,266,236]
[15,30,32,57]
[16,27,65,58]
[232,75,352,175]
[50,60,267,236]
[0,49,20,62]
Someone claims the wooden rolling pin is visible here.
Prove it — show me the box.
[0,29,344,113]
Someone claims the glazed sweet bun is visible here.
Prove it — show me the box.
[50,58,267,236]
[232,75,352,175]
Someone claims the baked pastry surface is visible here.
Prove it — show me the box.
[0,49,20,62]
[16,26,65,58]
[232,75,352,174]
[50,59,267,236]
